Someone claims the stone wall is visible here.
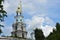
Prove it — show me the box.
[0,37,33,40]
[0,37,27,40]
[0,37,8,40]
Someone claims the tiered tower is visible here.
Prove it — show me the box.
[11,0,27,39]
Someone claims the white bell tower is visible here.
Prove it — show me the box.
[11,0,27,39]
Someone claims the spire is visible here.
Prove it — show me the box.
[16,0,22,14]
[15,0,23,23]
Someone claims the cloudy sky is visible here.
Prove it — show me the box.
[1,0,60,38]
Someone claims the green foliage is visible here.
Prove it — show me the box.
[47,23,60,40]
[0,24,4,27]
[47,32,57,40]
[34,28,45,40]
[34,23,60,40]
[0,29,2,34]
[0,0,4,4]
[0,0,7,36]
[0,0,7,21]
[56,23,60,32]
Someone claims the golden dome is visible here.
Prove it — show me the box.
[16,4,22,13]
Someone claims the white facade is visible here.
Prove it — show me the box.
[11,2,27,39]
[12,22,27,39]
[17,31,22,37]
[17,24,22,30]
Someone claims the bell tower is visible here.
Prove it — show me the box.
[15,0,23,23]
[11,0,27,39]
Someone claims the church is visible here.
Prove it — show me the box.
[11,0,27,40]
[0,0,33,40]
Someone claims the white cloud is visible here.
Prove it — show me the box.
[1,0,58,38]
[45,17,54,25]
[22,0,47,15]
[0,22,12,36]
[25,15,55,38]
[3,0,20,15]
[41,25,55,37]
[2,0,48,15]
[2,26,12,36]
[25,16,45,31]
[3,1,10,11]
[37,0,47,4]
[32,16,45,24]
[0,22,5,25]
[22,3,36,15]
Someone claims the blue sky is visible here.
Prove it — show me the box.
[0,0,60,38]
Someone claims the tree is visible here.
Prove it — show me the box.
[47,31,57,40]
[0,0,7,21]
[0,0,4,4]
[56,23,60,32]
[56,23,60,40]
[0,29,2,35]
[34,28,45,40]
[0,0,7,36]
[47,23,60,40]
[0,24,4,35]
